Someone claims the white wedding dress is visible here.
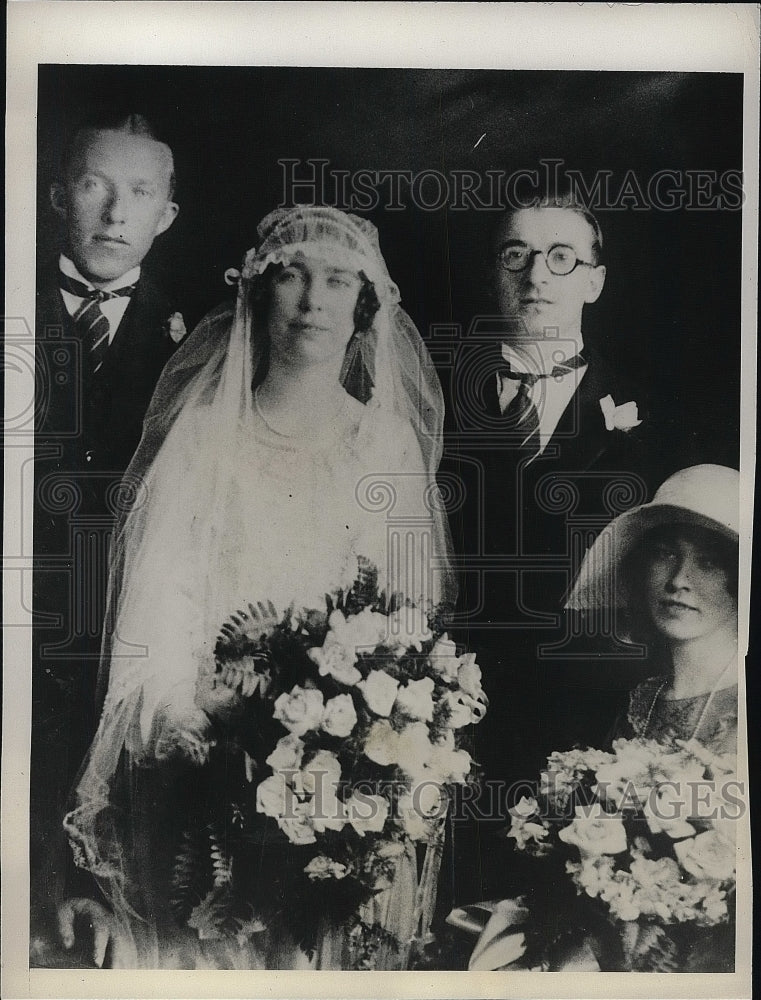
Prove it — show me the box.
[65,205,453,971]
[108,391,439,738]
[66,390,437,970]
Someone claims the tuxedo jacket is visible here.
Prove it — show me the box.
[33,259,180,687]
[445,347,651,634]
[31,264,180,940]
[35,263,178,502]
[437,347,655,913]
[34,263,178,596]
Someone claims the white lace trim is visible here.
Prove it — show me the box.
[240,243,398,302]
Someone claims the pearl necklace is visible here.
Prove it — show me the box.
[641,654,736,743]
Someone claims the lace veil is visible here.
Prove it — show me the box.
[63,206,454,967]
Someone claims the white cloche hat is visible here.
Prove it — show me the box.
[566,464,739,611]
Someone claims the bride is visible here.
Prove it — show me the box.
[60,206,455,969]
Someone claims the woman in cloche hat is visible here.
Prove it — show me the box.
[566,464,740,752]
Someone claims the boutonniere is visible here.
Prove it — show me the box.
[165,311,188,344]
[599,395,642,432]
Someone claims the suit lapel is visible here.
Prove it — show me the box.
[545,349,621,472]
[69,272,175,470]
[99,275,165,379]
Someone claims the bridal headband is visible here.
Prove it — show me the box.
[226,205,401,303]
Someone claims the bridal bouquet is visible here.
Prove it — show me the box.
[504,738,738,971]
[171,561,486,966]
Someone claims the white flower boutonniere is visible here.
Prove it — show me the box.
[599,395,642,432]
[165,311,188,344]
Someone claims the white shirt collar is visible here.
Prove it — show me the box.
[59,254,141,293]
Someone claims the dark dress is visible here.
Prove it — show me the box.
[615,675,738,755]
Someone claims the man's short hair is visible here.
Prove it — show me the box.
[500,188,604,265]
[61,111,176,198]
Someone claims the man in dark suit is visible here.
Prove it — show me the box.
[452,196,647,630]
[32,112,184,964]
[441,195,652,917]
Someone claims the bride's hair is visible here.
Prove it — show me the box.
[247,262,382,397]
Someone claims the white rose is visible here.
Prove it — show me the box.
[643,782,696,838]
[357,670,400,717]
[411,779,446,817]
[299,749,342,798]
[256,774,290,818]
[308,636,361,686]
[396,792,431,841]
[457,654,484,699]
[364,719,400,766]
[558,808,628,857]
[396,722,433,778]
[346,792,389,836]
[607,891,641,923]
[509,796,540,819]
[304,855,349,881]
[339,607,389,650]
[321,693,358,738]
[674,830,736,882]
[277,814,316,845]
[594,759,647,809]
[309,789,348,833]
[273,685,325,736]
[654,753,707,789]
[708,817,737,847]
[442,689,480,729]
[266,733,305,773]
[429,634,459,679]
[395,676,435,721]
[308,748,342,777]
[428,744,472,784]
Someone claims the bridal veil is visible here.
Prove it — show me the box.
[63,206,455,966]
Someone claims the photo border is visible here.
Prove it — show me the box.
[4,4,758,998]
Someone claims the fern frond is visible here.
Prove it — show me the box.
[215,602,281,664]
[207,821,233,887]
[170,827,213,922]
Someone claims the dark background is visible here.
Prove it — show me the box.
[37,65,743,469]
[31,64,753,970]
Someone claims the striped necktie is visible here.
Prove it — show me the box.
[498,353,587,448]
[59,272,136,374]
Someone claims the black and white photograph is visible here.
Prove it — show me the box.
[3,3,757,997]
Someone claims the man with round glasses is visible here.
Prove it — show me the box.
[490,199,606,404]
[457,194,646,607]
[444,194,651,914]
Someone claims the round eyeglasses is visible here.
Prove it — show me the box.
[497,244,596,276]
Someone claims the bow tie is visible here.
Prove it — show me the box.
[59,271,137,301]
[497,353,587,386]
